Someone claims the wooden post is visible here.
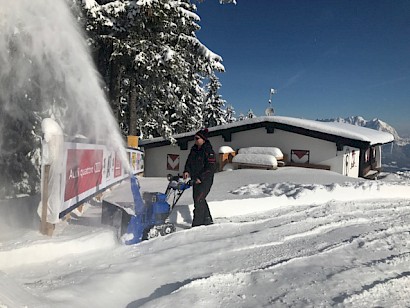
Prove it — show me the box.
[218,152,236,172]
[40,164,54,236]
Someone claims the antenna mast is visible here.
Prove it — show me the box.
[265,88,276,116]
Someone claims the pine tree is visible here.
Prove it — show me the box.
[247,108,256,119]
[203,73,227,127]
[76,0,225,139]
[225,104,237,123]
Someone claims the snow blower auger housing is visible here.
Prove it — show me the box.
[101,174,191,245]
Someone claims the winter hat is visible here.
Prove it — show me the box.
[195,128,209,140]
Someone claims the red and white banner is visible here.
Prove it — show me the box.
[59,143,144,216]
[64,149,103,201]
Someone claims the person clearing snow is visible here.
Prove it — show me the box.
[183,128,216,227]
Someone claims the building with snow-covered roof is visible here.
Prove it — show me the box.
[139,116,394,179]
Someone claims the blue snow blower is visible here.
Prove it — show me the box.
[102,174,191,245]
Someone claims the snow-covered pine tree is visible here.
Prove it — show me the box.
[70,0,140,132]
[0,21,53,198]
[203,73,227,127]
[75,0,225,140]
[224,104,237,123]
[247,108,256,119]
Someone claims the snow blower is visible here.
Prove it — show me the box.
[102,174,191,245]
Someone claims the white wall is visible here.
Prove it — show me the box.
[344,147,360,177]
[144,144,188,177]
[210,128,339,164]
[321,146,360,177]
[375,145,382,169]
[144,127,358,177]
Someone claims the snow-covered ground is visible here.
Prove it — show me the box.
[1,167,410,307]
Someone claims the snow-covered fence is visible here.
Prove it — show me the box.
[39,119,143,235]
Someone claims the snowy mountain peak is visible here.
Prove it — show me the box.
[317,116,401,141]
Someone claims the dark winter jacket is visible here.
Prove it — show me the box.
[184,141,216,183]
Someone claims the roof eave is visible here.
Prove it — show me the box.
[139,119,392,150]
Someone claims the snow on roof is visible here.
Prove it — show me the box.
[139,116,394,146]
[272,116,394,145]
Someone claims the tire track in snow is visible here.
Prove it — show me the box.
[227,199,401,255]
[211,202,410,285]
[334,271,410,305]
[131,199,410,307]
[236,215,410,273]
[244,220,410,306]
[175,227,410,307]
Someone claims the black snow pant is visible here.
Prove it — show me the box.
[192,180,213,227]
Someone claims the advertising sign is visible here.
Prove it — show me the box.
[129,149,144,174]
[64,149,103,201]
[59,143,144,217]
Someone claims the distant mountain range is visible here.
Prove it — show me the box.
[317,116,402,141]
[317,116,410,169]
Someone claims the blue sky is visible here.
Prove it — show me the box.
[196,0,410,136]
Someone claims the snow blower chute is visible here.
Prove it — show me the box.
[102,175,191,245]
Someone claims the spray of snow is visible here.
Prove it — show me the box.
[0,0,128,167]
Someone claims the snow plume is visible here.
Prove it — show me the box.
[0,0,128,167]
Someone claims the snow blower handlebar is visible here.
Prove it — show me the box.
[166,174,191,209]
[166,174,192,191]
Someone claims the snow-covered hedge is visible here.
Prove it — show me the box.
[238,147,283,160]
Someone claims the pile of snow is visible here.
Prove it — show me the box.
[238,146,283,160]
[218,145,235,154]
[232,153,278,168]
[231,146,284,169]
[222,163,235,171]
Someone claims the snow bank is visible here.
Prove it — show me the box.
[0,227,117,269]
[209,180,410,219]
